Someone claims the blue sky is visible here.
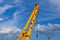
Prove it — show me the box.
[0,0,60,40]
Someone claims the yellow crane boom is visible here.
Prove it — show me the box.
[18,4,40,40]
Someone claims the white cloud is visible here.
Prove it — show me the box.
[48,0,60,11]
[35,23,60,36]
[0,4,14,14]
[0,10,21,40]
[0,0,22,6]
[0,26,21,33]
[0,0,3,3]
[0,16,22,40]
[13,11,20,18]
[37,0,60,21]
[13,0,21,3]
[13,10,25,18]
[48,0,60,6]
[6,0,22,6]
[0,18,4,21]
[0,25,21,40]
[13,8,30,21]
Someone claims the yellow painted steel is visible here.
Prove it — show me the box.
[18,4,40,40]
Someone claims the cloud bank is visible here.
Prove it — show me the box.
[35,23,60,36]
[0,26,21,33]
[0,25,21,40]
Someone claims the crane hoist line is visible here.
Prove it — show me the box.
[18,4,40,40]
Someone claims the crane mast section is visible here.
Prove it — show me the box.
[18,4,40,40]
[27,4,40,37]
